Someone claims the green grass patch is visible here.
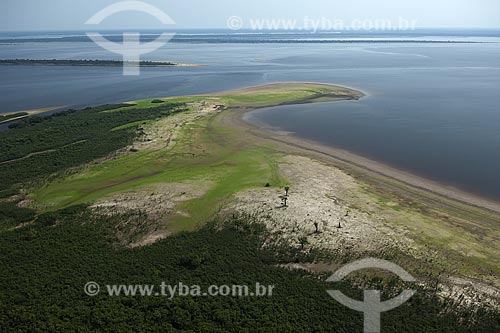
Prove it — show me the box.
[29,84,348,227]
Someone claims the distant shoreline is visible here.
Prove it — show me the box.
[0,59,205,67]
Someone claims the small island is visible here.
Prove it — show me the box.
[0,106,65,124]
[0,59,203,67]
[0,112,28,124]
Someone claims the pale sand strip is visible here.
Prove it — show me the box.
[0,105,66,124]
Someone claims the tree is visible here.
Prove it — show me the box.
[314,221,319,233]
[299,236,308,250]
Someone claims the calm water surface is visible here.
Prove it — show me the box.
[1,33,500,200]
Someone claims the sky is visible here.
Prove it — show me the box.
[1,0,500,31]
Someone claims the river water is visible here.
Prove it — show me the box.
[1,31,500,199]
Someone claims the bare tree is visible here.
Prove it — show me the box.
[299,236,308,250]
[279,195,288,207]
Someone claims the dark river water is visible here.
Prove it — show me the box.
[1,31,500,200]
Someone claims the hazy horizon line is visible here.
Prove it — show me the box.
[1,27,500,33]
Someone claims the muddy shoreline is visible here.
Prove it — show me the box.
[221,101,500,217]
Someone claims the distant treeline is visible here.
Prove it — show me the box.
[0,59,177,66]
[0,35,482,44]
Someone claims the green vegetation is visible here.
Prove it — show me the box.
[2,84,349,232]
[0,188,18,199]
[0,102,186,190]
[217,83,364,108]
[0,59,177,67]
[1,83,499,331]
[0,200,36,230]
[0,207,498,332]
[26,107,287,231]
[7,84,351,231]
